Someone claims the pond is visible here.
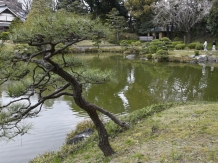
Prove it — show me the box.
[1,53,218,163]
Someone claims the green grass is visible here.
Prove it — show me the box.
[30,102,218,163]
[75,40,116,47]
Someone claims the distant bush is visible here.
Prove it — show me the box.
[131,41,141,46]
[141,42,150,48]
[150,39,164,46]
[173,37,182,41]
[151,39,159,42]
[195,44,204,50]
[188,43,198,49]
[148,45,158,53]
[194,50,199,56]
[146,53,152,59]
[56,43,70,53]
[119,40,139,45]
[160,37,171,42]
[160,37,172,45]
[139,47,149,55]
[0,32,10,40]
[120,32,139,40]
[172,41,183,47]
[155,49,169,62]
[166,44,175,50]
[119,40,129,50]
[157,46,168,51]
[175,44,186,50]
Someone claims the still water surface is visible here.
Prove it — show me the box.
[1,54,218,163]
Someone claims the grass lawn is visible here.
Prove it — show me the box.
[31,102,218,163]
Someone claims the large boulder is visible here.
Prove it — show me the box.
[67,128,94,145]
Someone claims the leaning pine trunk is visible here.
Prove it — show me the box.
[72,86,115,156]
[86,109,115,156]
[47,58,126,156]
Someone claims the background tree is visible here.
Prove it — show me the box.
[208,0,218,36]
[124,0,156,33]
[137,11,154,35]
[106,8,127,43]
[0,10,129,157]
[84,0,128,20]
[152,0,212,43]
[57,0,88,14]
[27,0,55,20]
[8,18,23,34]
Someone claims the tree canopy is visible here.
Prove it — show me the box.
[57,0,88,14]
[152,0,212,43]
[208,0,218,36]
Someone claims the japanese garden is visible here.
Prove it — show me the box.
[1,0,218,162]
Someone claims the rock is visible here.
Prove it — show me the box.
[126,54,135,60]
[195,55,207,63]
[67,128,94,145]
[208,56,216,62]
[189,59,197,64]
[140,57,148,61]
[189,54,195,58]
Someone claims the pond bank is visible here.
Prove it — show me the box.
[30,102,218,163]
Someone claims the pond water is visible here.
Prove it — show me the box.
[1,53,218,163]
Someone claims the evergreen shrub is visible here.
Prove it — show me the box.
[188,43,198,49]
[146,54,152,59]
[150,39,164,46]
[119,40,128,50]
[120,33,139,40]
[119,40,139,45]
[195,44,204,50]
[172,41,183,47]
[160,37,171,44]
[173,37,181,41]
[157,46,168,51]
[139,47,149,54]
[175,44,186,50]
[131,41,141,46]
[166,44,175,50]
[160,37,171,42]
[148,45,158,53]
[0,32,10,40]
[155,50,169,62]
[194,50,199,56]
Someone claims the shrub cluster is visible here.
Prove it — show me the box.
[188,42,198,49]
[0,32,10,40]
[195,44,204,50]
[155,49,169,62]
[175,44,186,50]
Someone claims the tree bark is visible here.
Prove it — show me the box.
[86,109,115,156]
[70,80,116,156]
[186,31,192,44]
